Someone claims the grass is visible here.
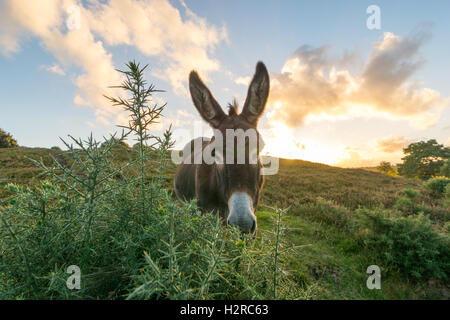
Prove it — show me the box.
[0,150,421,207]
[261,159,421,210]
[1,146,447,299]
[0,61,448,300]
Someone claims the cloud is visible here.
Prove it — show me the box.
[445,137,450,147]
[40,63,65,76]
[234,76,251,86]
[267,29,448,130]
[335,147,393,168]
[335,149,374,168]
[84,0,227,94]
[375,135,409,153]
[0,0,227,123]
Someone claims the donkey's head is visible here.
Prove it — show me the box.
[189,62,270,234]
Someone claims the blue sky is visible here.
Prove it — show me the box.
[1,0,449,166]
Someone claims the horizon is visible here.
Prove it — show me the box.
[1,0,449,168]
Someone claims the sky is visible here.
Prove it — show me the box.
[1,0,449,167]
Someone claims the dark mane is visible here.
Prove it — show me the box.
[227,99,238,116]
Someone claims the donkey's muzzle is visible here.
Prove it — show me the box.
[227,216,256,234]
[227,192,257,234]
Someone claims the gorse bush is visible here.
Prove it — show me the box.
[1,60,448,300]
[127,205,301,300]
[444,184,450,207]
[391,188,449,225]
[0,61,296,299]
[394,197,418,215]
[400,188,419,200]
[424,176,450,198]
[0,128,18,148]
[392,188,419,216]
[377,161,396,176]
[358,209,450,280]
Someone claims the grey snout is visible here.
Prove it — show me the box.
[227,214,256,234]
[227,192,257,234]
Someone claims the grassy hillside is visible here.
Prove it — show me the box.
[262,159,421,209]
[0,147,420,205]
[0,147,57,195]
[0,146,448,299]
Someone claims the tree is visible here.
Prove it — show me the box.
[397,139,450,180]
[377,161,396,175]
[0,128,18,148]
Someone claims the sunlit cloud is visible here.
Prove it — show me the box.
[375,135,409,153]
[0,0,227,124]
[335,148,373,168]
[335,136,410,168]
[267,28,448,130]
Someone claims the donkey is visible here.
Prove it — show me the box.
[174,62,270,234]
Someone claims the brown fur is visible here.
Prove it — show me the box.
[174,62,270,231]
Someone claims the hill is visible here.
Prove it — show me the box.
[0,146,448,299]
[0,147,420,204]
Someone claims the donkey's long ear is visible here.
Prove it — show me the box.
[189,71,226,128]
[241,61,270,125]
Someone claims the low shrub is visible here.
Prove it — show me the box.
[444,184,450,207]
[442,222,450,235]
[394,197,418,215]
[294,197,352,230]
[401,188,419,200]
[0,128,18,148]
[424,176,450,199]
[440,160,450,178]
[0,61,298,300]
[357,208,450,280]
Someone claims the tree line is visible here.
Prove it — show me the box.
[378,139,450,180]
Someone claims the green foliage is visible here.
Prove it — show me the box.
[392,187,450,225]
[442,222,450,235]
[358,209,450,280]
[127,206,300,300]
[398,139,450,180]
[1,61,449,300]
[401,188,419,200]
[424,176,450,199]
[444,184,450,208]
[262,160,421,210]
[101,138,129,149]
[292,197,352,230]
[104,61,169,216]
[440,159,450,178]
[0,137,296,299]
[394,197,418,215]
[377,161,396,176]
[0,128,18,148]
[0,61,297,300]
[394,188,421,215]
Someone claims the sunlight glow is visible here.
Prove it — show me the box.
[261,121,343,165]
